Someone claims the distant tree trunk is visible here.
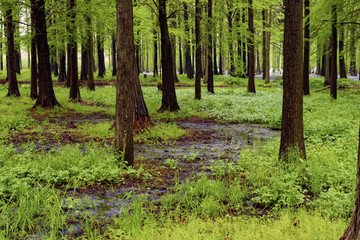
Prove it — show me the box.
[279,0,306,160]
[80,44,88,80]
[86,0,95,90]
[31,0,60,108]
[263,9,270,84]
[69,0,81,102]
[170,23,179,83]
[30,7,38,99]
[349,25,357,76]
[15,49,21,74]
[339,25,347,79]
[66,43,71,86]
[330,5,337,100]
[320,49,325,76]
[219,35,223,75]
[242,9,247,76]
[184,3,193,79]
[115,0,134,167]
[227,2,235,76]
[112,36,116,76]
[158,0,180,112]
[214,38,218,75]
[58,48,66,82]
[247,0,255,93]
[206,0,214,93]
[324,42,331,85]
[303,0,310,95]
[153,30,158,76]
[0,21,3,71]
[179,40,183,74]
[97,36,105,78]
[256,50,261,74]
[5,9,20,97]
[195,0,201,100]
[341,127,360,239]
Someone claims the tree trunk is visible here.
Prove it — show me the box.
[341,127,360,239]
[207,0,214,93]
[227,3,235,76]
[15,48,21,74]
[153,30,158,76]
[184,3,193,79]
[31,0,60,108]
[195,0,201,100]
[30,7,38,99]
[97,36,106,78]
[69,0,81,102]
[80,44,88,80]
[87,0,95,91]
[303,0,310,95]
[279,0,306,160]
[115,0,134,167]
[330,5,337,100]
[349,25,357,76]
[66,43,71,86]
[111,36,116,77]
[247,0,255,93]
[158,0,180,112]
[5,9,20,97]
[324,42,331,86]
[214,36,218,75]
[170,24,179,83]
[242,9,247,76]
[0,21,3,71]
[179,39,183,74]
[263,9,270,84]
[58,48,66,82]
[339,25,347,79]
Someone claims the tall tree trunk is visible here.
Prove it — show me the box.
[279,0,306,160]
[97,36,106,78]
[349,25,357,76]
[303,0,310,95]
[195,0,201,100]
[339,25,347,79]
[263,9,270,84]
[66,43,71,86]
[115,0,134,167]
[32,0,60,108]
[227,2,235,76]
[179,40,183,74]
[5,9,20,97]
[0,20,3,71]
[15,49,21,74]
[214,36,218,75]
[58,48,66,82]
[324,42,331,85]
[207,0,214,93]
[247,0,255,93]
[170,23,179,83]
[80,44,88,80]
[158,0,180,112]
[87,0,95,90]
[341,127,360,239]
[153,30,158,76]
[330,5,337,99]
[30,7,38,99]
[219,30,223,75]
[69,0,81,101]
[242,9,247,76]
[184,3,193,79]
[256,50,261,74]
[112,36,116,76]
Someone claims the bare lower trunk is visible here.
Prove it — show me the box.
[206,0,214,93]
[247,0,255,93]
[195,0,201,100]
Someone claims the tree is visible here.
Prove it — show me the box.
[115,0,135,167]
[339,25,347,79]
[5,7,20,97]
[330,5,337,100]
[158,0,179,112]
[86,0,95,91]
[183,3,193,79]
[97,35,106,78]
[247,0,255,93]
[195,0,201,100]
[262,9,270,84]
[69,0,81,102]
[303,0,310,95]
[32,0,60,108]
[30,4,37,99]
[206,0,214,93]
[279,0,306,160]
[341,127,360,239]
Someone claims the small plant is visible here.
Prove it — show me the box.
[183,152,200,162]
[164,158,179,169]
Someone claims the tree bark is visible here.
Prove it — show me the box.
[247,0,255,93]
[206,0,214,93]
[242,8,247,76]
[153,30,158,76]
[303,0,310,95]
[330,5,337,100]
[31,0,60,108]
[184,3,193,79]
[339,25,347,79]
[279,0,306,160]
[341,127,360,239]
[158,0,180,112]
[195,0,201,100]
[227,2,235,76]
[0,21,3,71]
[263,9,270,83]
[66,43,71,86]
[5,9,20,97]
[179,39,183,74]
[80,44,88,80]
[30,7,38,99]
[58,48,66,82]
[87,0,95,91]
[97,36,106,78]
[69,0,81,102]
[349,25,357,76]
[115,0,135,167]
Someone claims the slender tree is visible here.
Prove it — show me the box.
[330,5,337,99]
[303,0,310,95]
[195,0,201,100]
[32,0,60,108]
[80,44,88,80]
[97,36,106,78]
[86,0,95,90]
[112,36,116,77]
[247,0,255,93]
[115,0,135,167]
[349,25,357,76]
[58,48,66,82]
[183,3,193,79]
[153,29,158,76]
[279,0,306,160]
[5,8,20,97]
[339,25,347,79]
[206,0,214,93]
[30,5,37,99]
[158,0,180,112]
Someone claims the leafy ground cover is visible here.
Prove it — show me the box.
[0,74,359,239]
